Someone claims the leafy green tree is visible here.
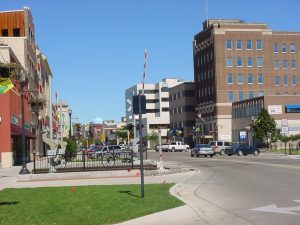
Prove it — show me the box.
[253,108,276,148]
[147,130,159,149]
[63,137,77,154]
[270,128,281,150]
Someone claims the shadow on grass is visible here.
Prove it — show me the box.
[118,190,141,198]
[0,201,18,206]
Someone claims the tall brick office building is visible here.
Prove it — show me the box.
[193,19,300,142]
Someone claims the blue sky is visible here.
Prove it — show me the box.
[1,0,300,123]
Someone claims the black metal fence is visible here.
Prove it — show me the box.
[33,151,139,174]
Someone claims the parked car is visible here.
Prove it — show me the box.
[209,141,232,155]
[191,144,215,157]
[161,141,190,152]
[224,143,260,156]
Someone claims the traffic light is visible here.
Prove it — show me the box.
[181,127,184,137]
[126,123,134,130]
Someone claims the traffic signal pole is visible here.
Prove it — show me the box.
[138,93,145,198]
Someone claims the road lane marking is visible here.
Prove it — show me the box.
[251,200,300,215]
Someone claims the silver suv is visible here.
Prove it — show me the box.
[209,141,232,155]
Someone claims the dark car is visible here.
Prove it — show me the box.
[225,144,259,156]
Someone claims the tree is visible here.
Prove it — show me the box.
[63,137,77,158]
[147,130,159,149]
[253,108,276,148]
[270,128,281,150]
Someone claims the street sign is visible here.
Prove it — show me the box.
[126,98,132,112]
[281,126,289,134]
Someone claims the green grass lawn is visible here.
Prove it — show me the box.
[0,184,183,225]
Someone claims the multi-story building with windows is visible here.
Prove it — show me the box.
[193,19,300,142]
[125,78,183,145]
[169,82,196,147]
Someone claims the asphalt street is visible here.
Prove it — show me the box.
[147,151,300,225]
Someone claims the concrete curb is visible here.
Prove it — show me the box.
[17,169,142,182]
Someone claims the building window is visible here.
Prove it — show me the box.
[276,92,280,95]
[292,76,297,86]
[228,92,234,102]
[237,74,243,84]
[13,28,20,37]
[256,40,262,50]
[146,99,159,103]
[238,91,244,101]
[274,43,278,53]
[247,57,253,67]
[162,107,169,112]
[284,76,288,86]
[282,44,287,53]
[226,40,232,50]
[161,87,169,92]
[290,44,295,53]
[291,60,296,69]
[236,40,242,50]
[257,57,263,67]
[274,60,279,69]
[258,91,264,97]
[246,40,252,50]
[275,76,280,86]
[283,60,288,69]
[248,74,253,84]
[227,74,233,84]
[248,91,254,99]
[1,29,8,37]
[284,92,289,96]
[258,74,264,84]
[226,57,233,67]
[237,57,243,67]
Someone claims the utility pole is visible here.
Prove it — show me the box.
[138,93,144,198]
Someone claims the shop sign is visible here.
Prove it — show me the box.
[268,105,282,114]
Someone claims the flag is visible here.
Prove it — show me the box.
[197,113,205,121]
[0,78,14,94]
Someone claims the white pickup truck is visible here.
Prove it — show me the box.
[161,141,190,152]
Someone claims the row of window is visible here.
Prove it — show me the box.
[226,39,263,50]
[1,28,20,37]
[146,98,169,103]
[227,74,265,84]
[228,91,265,102]
[170,90,195,101]
[226,40,300,53]
[233,102,263,119]
[170,105,195,115]
[275,76,297,86]
[274,60,297,69]
[274,43,300,53]
[226,57,264,67]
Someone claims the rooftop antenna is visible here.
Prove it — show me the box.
[205,0,209,28]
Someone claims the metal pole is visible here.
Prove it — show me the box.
[60,99,63,142]
[159,129,163,170]
[139,94,144,198]
[19,80,30,174]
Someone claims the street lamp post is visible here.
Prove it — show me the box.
[68,109,72,139]
[19,71,30,174]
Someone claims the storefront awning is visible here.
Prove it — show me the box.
[11,124,36,139]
